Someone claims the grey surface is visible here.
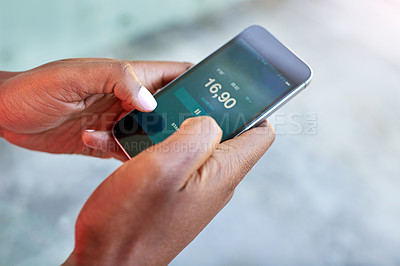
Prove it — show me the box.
[1,0,400,265]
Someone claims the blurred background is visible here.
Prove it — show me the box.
[1,0,400,265]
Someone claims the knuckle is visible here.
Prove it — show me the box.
[202,116,222,136]
[109,61,139,102]
[207,155,237,193]
[115,61,133,77]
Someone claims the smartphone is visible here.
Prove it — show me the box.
[113,25,312,158]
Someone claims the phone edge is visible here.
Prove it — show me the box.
[112,127,133,159]
[235,65,313,137]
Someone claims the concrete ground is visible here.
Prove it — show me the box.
[1,0,400,265]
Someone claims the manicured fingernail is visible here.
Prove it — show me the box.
[138,85,157,111]
[85,129,95,133]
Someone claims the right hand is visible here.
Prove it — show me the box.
[63,116,275,266]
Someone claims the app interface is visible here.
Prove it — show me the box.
[133,37,293,144]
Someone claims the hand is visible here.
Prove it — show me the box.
[0,59,191,160]
[63,116,275,265]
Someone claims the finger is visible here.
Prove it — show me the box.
[81,145,128,162]
[136,116,222,185]
[82,129,128,161]
[107,62,157,112]
[68,61,157,112]
[129,61,193,93]
[59,59,192,92]
[213,120,275,189]
[121,101,135,112]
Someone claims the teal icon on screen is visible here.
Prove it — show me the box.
[174,87,207,116]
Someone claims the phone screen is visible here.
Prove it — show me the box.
[115,36,295,155]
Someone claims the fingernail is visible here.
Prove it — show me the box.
[138,85,157,111]
[85,129,95,133]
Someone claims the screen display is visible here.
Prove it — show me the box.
[116,37,294,154]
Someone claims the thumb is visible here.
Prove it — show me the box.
[129,116,223,187]
[69,60,157,112]
[102,62,157,112]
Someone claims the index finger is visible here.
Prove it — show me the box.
[129,61,193,93]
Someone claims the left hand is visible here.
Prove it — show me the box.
[0,59,191,160]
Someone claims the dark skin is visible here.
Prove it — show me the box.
[0,59,191,160]
[0,59,275,265]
